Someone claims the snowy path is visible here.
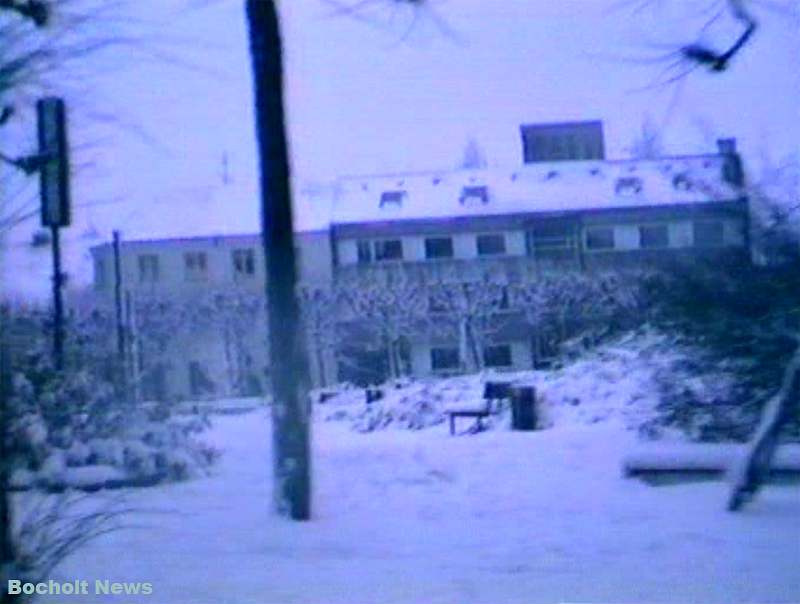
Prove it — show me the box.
[44,411,799,603]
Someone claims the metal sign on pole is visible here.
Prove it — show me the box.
[36,97,71,370]
[38,97,70,228]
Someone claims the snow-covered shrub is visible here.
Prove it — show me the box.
[324,377,484,432]
[4,306,218,490]
[650,259,800,442]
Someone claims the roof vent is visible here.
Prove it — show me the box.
[672,173,693,191]
[589,167,602,177]
[510,172,518,181]
[361,183,369,191]
[614,176,643,196]
[459,185,489,206]
[545,170,559,180]
[432,176,442,185]
[379,190,407,208]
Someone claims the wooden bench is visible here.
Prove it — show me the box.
[447,402,492,435]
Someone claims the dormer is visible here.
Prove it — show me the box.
[459,185,489,206]
[672,173,693,192]
[614,176,643,196]
[379,190,407,208]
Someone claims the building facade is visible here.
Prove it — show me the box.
[91,122,749,398]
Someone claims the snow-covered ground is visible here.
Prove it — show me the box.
[38,409,799,604]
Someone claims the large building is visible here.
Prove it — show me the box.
[91,122,749,398]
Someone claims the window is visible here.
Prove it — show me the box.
[483,344,512,368]
[431,347,460,372]
[476,233,506,256]
[232,248,255,278]
[94,257,106,289]
[527,223,576,259]
[639,224,669,249]
[184,251,208,281]
[586,227,615,250]
[459,185,489,206]
[137,254,159,283]
[425,237,454,259]
[356,240,372,264]
[379,190,406,208]
[693,221,724,247]
[374,239,403,261]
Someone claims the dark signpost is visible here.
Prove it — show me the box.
[37,97,71,370]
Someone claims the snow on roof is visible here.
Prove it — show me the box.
[331,155,739,226]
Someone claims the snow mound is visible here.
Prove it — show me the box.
[321,329,729,438]
[532,329,689,431]
[321,376,485,432]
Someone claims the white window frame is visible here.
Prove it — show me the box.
[232,248,256,278]
[430,346,460,373]
[638,223,671,250]
[137,254,160,284]
[424,236,455,260]
[476,233,507,257]
[483,344,513,369]
[584,226,616,251]
[184,251,209,282]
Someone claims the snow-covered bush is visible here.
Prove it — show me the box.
[4,306,218,490]
[650,259,800,442]
[323,377,485,432]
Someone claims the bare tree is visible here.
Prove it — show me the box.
[459,137,487,170]
[298,286,339,388]
[427,270,511,372]
[337,270,429,380]
[627,115,664,160]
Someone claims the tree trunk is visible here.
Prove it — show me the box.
[246,0,311,521]
[0,309,17,596]
[728,345,800,511]
[385,335,397,380]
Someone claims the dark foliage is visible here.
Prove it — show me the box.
[646,259,800,441]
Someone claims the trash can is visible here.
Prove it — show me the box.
[510,385,537,431]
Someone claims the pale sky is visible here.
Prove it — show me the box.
[2,0,798,297]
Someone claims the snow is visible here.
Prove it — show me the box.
[321,331,694,436]
[624,443,800,473]
[332,155,738,225]
[38,409,800,604]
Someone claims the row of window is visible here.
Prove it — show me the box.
[430,344,513,371]
[356,233,507,264]
[130,248,257,284]
[354,220,728,265]
[584,221,725,251]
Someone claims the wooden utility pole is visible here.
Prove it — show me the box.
[245,0,312,520]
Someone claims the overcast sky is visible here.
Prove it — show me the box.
[2,0,798,296]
